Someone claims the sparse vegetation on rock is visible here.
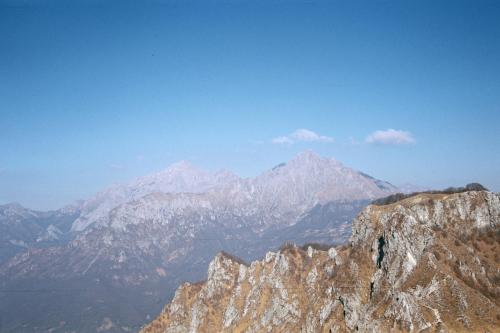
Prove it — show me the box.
[142,190,500,333]
[371,183,489,206]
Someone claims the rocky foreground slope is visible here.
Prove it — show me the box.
[141,190,500,333]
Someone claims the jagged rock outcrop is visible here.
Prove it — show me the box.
[142,191,500,333]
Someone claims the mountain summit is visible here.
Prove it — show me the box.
[252,151,396,207]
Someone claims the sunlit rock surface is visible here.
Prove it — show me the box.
[142,191,500,333]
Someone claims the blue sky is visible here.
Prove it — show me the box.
[1,0,499,210]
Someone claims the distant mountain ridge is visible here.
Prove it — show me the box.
[0,151,400,332]
[71,151,397,232]
[0,203,80,264]
[71,160,239,232]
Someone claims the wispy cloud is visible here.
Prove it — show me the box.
[271,129,334,145]
[365,129,415,145]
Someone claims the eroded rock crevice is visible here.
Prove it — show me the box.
[376,235,386,269]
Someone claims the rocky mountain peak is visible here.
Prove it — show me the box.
[141,190,500,333]
[167,159,195,170]
[0,202,37,220]
[206,252,245,294]
[71,161,239,232]
[288,150,341,168]
[249,152,396,211]
[292,149,322,161]
[131,160,210,189]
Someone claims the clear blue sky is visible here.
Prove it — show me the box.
[1,0,499,210]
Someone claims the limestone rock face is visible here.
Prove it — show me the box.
[141,191,500,333]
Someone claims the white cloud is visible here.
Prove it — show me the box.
[365,129,415,145]
[272,129,334,145]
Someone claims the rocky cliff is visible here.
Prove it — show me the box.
[141,190,500,333]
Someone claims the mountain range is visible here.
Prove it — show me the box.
[141,190,500,333]
[1,151,402,332]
